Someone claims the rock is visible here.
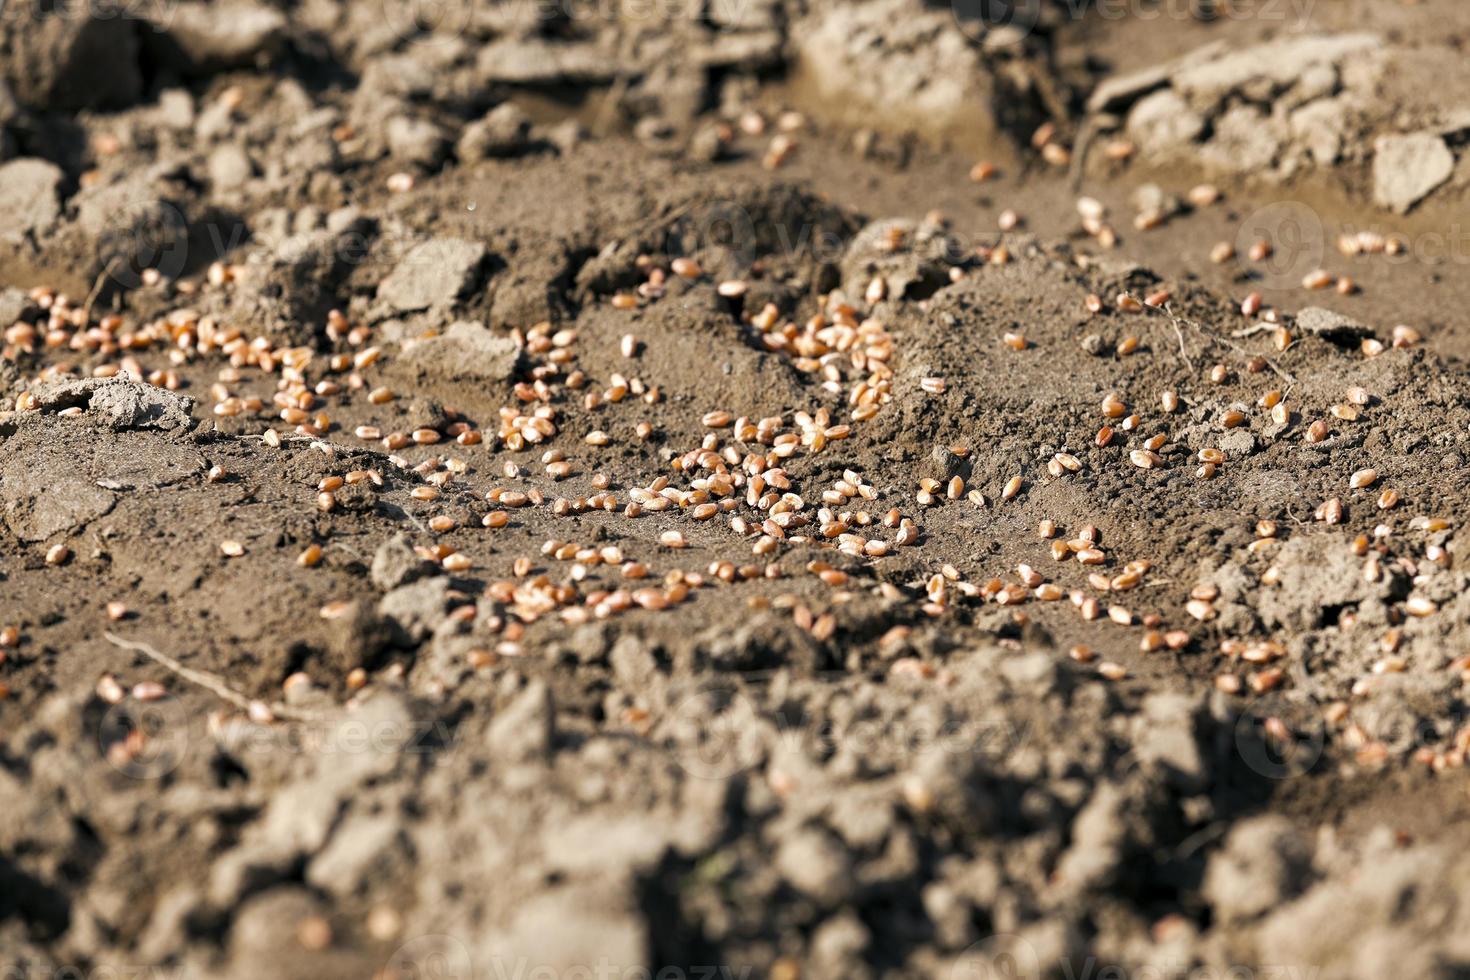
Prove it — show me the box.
[475,38,615,86]
[609,635,659,689]
[456,103,531,162]
[793,0,1000,147]
[1291,97,1348,166]
[810,913,873,979]
[377,239,488,314]
[1053,782,1128,893]
[386,115,449,169]
[378,576,453,644]
[207,145,256,191]
[1171,34,1378,105]
[0,288,36,328]
[1135,693,1207,791]
[0,3,143,110]
[541,814,669,877]
[35,379,195,432]
[154,0,288,72]
[489,884,647,972]
[395,321,521,384]
[487,680,556,763]
[1373,132,1455,214]
[306,813,402,896]
[1197,105,1281,173]
[1203,815,1313,923]
[776,827,853,904]
[1217,428,1258,457]
[1126,90,1205,156]
[370,535,441,591]
[154,89,196,130]
[1293,307,1374,341]
[0,160,65,240]
[1087,62,1174,113]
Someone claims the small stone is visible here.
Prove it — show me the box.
[487,680,556,763]
[377,239,488,314]
[0,159,65,239]
[1373,132,1455,214]
[456,103,532,162]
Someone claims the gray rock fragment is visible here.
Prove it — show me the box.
[0,160,65,240]
[370,534,441,591]
[1203,815,1313,923]
[487,680,556,763]
[395,321,521,384]
[1373,132,1455,214]
[155,0,288,72]
[35,379,195,432]
[456,103,532,162]
[378,239,488,314]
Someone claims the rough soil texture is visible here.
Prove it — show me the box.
[4,1,1470,978]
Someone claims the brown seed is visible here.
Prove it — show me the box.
[1302,269,1333,290]
[1221,410,1245,429]
[1405,595,1437,617]
[220,540,245,557]
[1161,391,1179,413]
[1349,468,1378,490]
[1001,475,1022,500]
[1097,661,1128,681]
[1185,599,1216,621]
[1129,449,1161,469]
[297,543,323,567]
[45,544,70,565]
[106,601,129,621]
[1317,497,1344,524]
[1101,393,1127,418]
